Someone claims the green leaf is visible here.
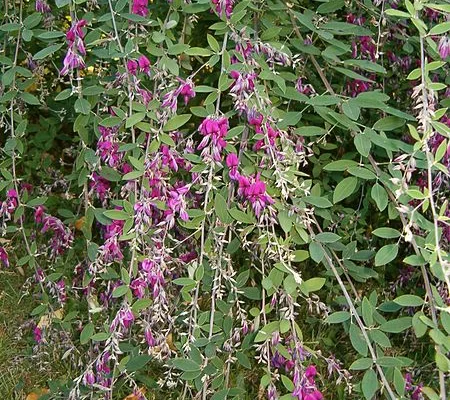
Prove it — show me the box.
[343,59,386,74]
[20,92,40,105]
[163,114,191,131]
[292,250,309,262]
[371,183,388,211]
[429,22,450,35]
[435,353,450,372]
[80,323,94,345]
[306,95,340,106]
[172,358,201,372]
[27,197,48,207]
[302,196,332,208]
[278,210,293,233]
[349,358,373,370]
[100,166,122,182]
[372,227,401,238]
[373,116,405,131]
[349,324,368,356]
[132,299,152,313]
[112,285,129,298]
[33,43,63,60]
[207,34,220,52]
[412,311,428,338]
[380,317,412,333]
[325,311,350,324]
[333,176,358,203]
[394,295,424,307]
[347,167,376,180]
[354,133,371,157]
[91,332,110,342]
[74,98,91,115]
[393,368,405,396]
[229,208,256,224]
[126,355,152,372]
[315,232,341,243]
[126,112,146,128]
[309,242,324,263]
[362,369,378,400]
[376,357,404,368]
[55,89,72,101]
[299,277,326,295]
[172,278,196,286]
[374,244,398,266]
[215,193,232,224]
[295,126,327,136]
[185,47,213,56]
[324,159,358,171]
[103,210,129,220]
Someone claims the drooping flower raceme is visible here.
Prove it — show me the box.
[198,116,229,161]
[40,215,74,257]
[237,174,275,217]
[61,19,87,75]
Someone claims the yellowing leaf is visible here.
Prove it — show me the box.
[26,388,49,400]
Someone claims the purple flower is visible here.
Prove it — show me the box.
[34,205,45,223]
[296,78,314,95]
[145,327,156,347]
[438,36,450,60]
[211,0,234,19]
[0,247,9,267]
[0,189,18,221]
[83,370,96,386]
[130,277,147,299]
[61,20,87,75]
[179,250,197,263]
[90,172,111,203]
[138,88,153,106]
[56,279,67,303]
[111,307,135,332]
[141,259,165,298]
[237,174,274,217]
[253,123,279,152]
[230,70,256,95]
[346,79,372,97]
[33,325,42,344]
[96,351,111,375]
[99,236,123,263]
[226,153,240,180]
[198,117,229,161]
[41,215,74,257]
[291,365,323,400]
[127,59,138,75]
[165,184,190,227]
[132,0,148,16]
[97,126,122,168]
[162,79,196,113]
[35,0,51,13]
[178,79,196,105]
[267,383,278,400]
[138,55,151,74]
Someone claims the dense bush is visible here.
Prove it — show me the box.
[1,0,450,398]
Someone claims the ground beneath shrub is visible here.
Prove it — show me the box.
[0,271,52,399]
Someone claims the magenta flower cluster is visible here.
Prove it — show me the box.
[61,19,87,76]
